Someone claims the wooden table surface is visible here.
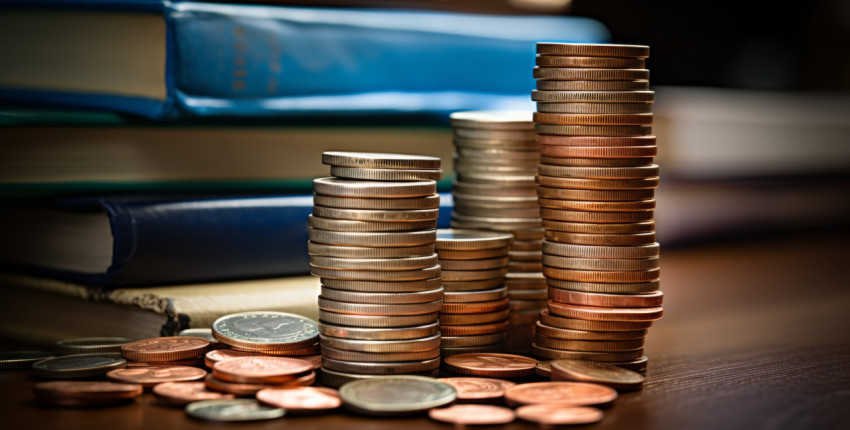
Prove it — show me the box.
[2,230,849,429]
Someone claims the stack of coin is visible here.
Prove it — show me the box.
[448,111,546,354]
[309,151,444,388]
[531,42,663,370]
[435,229,513,356]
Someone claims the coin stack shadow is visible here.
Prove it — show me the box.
[435,229,514,357]
[530,42,664,371]
[308,152,444,388]
[448,112,547,355]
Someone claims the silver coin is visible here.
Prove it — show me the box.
[55,337,132,355]
[178,329,217,343]
[186,399,285,422]
[0,351,55,370]
[212,311,319,350]
[339,375,457,416]
[32,354,126,378]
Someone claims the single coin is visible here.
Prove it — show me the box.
[543,241,660,259]
[319,322,439,341]
[543,255,660,271]
[121,337,209,362]
[204,349,265,368]
[539,198,657,212]
[313,264,442,282]
[509,299,548,311]
[543,158,653,168]
[441,297,509,314]
[437,247,509,260]
[318,297,443,316]
[203,374,292,396]
[532,90,655,103]
[310,254,438,271]
[309,228,437,247]
[0,351,55,370]
[441,343,508,357]
[539,164,659,180]
[512,229,545,240]
[536,124,652,137]
[308,215,436,232]
[540,209,654,224]
[442,353,537,378]
[212,311,319,352]
[319,310,439,328]
[178,329,218,344]
[455,147,539,160]
[537,175,658,191]
[439,256,509,271]
[312,206,439,222]
[548,279,660,294]
[532,344,644,362]
[443,278,507,291]
[308,242,435,259]
[543,220,655,234]
[537,79,649,91]
[533,67,649,81]
[543,267,660,283]
[439,320,510,336]
[33,381,142,407]
[330,166,442,181]
[186,398,285,422]
[429,404,516,425]
[507,289,548,300]
[313,177,436,198]
[534,335,644,352]
[318,333,441,353]
[257,386,341,412]
[32,354,126,379]
[451,192,538,205]
[456,171,536,185]
[544,231,657,246]
[213,356,314,384]
[504,380,618,407]
[322,151,440,170]
[233,343,320,357]
[538,187,654,201]
[536,55,645,68]
[452,179,537,197]
[441,333,507,348]
[540,310,652,331]
[507,249,543,261]
[440,309,510,325]
[453,137,537,151]
[550,360,644,390]
[535,361,553,378]
[444,287,508,303]
[455,204,539,218]
[507,260,544,272]
[455,157,540,171]
[339,375,457,416]
[320,345,440,363]
[516,404,604,425]
[314,194,440,210]
[107,366,206,387]
[321,277,442,293]
[438,377,516,401]
[550,289,663,308]
[320,287,444,305]
[505,272,547,289]
[321,356,441,375]
[54,337,131,356]
[537,101,652,114]
[435,229,514,250]
[538,145,658,158]
[548,302,663,322]
[537,135,656,147]
[449,111,534,130]
[536,322,647,341]
[153,381,234,405]
[611,356,649,373]
[454,128,537,141]
[537,42,650,58]
[441,268,508,282]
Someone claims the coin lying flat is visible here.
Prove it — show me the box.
[32,354,126,379]
[548,302,664,322]
[516,404,604,425]
[319,310,439,328]
[339,376,457,416]
[504,381,617,407]
[330,166,442,181]
[537,80,650,91]
[321,356,440,375]
[536,55,646,68]
[121,337,209,362]
[178,329,218,343]
[429,404,516,425]
[442,353,538,378]
[319,322,440,341]
[319,333,441,353]
[107,366,207,387]
[310,254,439,271]
[533,67,650,81]
[449,111,534,130]
[212,311,319,352]
[550,360,645,390]
[212,357,314,384]
[550,289,664,308]
[535,322,647,341]
[540,310,652,332]
[0,351,55,370]
[153,382,234,405]
[257,386,342,412]
[308,242,435,259]
[55,337,131,356]
[313,177,436,198]
[435,229,514,250]
[203,374,282,396]
[322,151,441,170]
[34,381,142,407]
[537,42,650,58]
[438,377,516,401]
[204,349,266,368]
[186,399,285,422]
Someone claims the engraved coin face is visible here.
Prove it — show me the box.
[516,404,604,425]
[429,404,516,425]
[107,366,207,386]
[442,353,538,378]
[256,386,341,411]
[212,312,319,349]
[438,377,516,400]
[153,382,234,405]
[185,399,285,422]
[504,382,617,407]
[339,376,457,416]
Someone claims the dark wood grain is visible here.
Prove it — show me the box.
[2,230,849,430]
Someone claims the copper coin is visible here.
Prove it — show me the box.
[536,55,646,68]
[611,356,649,373]
[537,42,650,58]
[540,309,652,331]
[106,366,206,387]
[542,220,655,234]
[125,358,204,368]
[550,360,645,390]
[153,381,234,405]
[321,356,440,374]
[441,298,509,314]
[438,377,516,401]
[204,374,278,396]
[535,361,553,378]
[538,145,658,159]
[543,241,660,259]
[531,90,655,104]
[534,112,653,125]
[34,381,143,407]
[535,124,652,137]
[537,135,656,147]
[540,209,654,223]
[536,101,652,114]
[429,404,516,425]
[538,199,656,212]
[543,255,660,271]
[538,156,653,167]
[516,404,604,425]
[536,175,659,190]
[548,302,663,322]
[213,357,314,384]
[439,320,510,336]
[504,381,617,407]
[443,353,538,378]
[543,267,660,283]
[536,80,649,91]
[550,289,664,308]
[537,187,654,201]
[535,321,647,341]
[257,386,341,411]
[534,335,645,352]
[121,337,209,362]
[439,309,510,325]
[532,344,645,362]
[441,268,508,282]
[204,349,266,368]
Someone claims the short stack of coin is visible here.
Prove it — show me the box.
[308,151,444,388]
[531,42,663,370]
[448,111,547,354]
[435,229,514,357]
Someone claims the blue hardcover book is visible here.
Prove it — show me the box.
[0,193,454,286]
[0,0,608,119]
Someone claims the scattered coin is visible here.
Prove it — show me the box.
[504,381,617,407]
[0,351,55,370]
[34,381,142,407]
[153,381,234,405]
[32,354,126,379]
[107,366,207,387]
[54,337,131,355]
[121,337,209,363]
[212,356,314,384]
[429,404,517,425]
[442,353,538,378]
[438,377,516,401]
[550,360,645,390]
[185,399,285,422]
[516,403,604,425]
[257,386,342,412]
[339,376,457,416]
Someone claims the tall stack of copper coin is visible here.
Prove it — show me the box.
[308,152,444,388]
[448,111,547,355]
[435,229,514,357]
[531,43,663,371]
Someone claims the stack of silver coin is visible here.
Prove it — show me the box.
[435,229,514,357]
[308,152,444,388]
[448,111,547,354]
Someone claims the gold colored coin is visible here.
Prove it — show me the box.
[308,215,437,232]
[319,333,441,353]
[542,241,660,259]
[538,145,657,159]
[533,67,649,81]
[535,124,652,137]
[547,302,663,322]
[535,55,645,68]
[534,336,644,352]
[539,156,652,167]
[549,289,663,308]
[532,90,655,103]
[538,164,659,179]
[542,220,655,234]
[544,231,656,246]
[313,194,440,210]
[539,310,652,331]
[537,43,650,58]
[537,135,656,147]
[312,177,436,198]
[320,277,442,293]
[440,256,510,271]
[318,297,443,316]
[330,166,442,182]
[437,247,509,260]
[547,280,660,294]
[319,345,440,363]
[319,322,440,341]
[454,128,538,141]
[542,255,659,271]
[308,242,435,259]
[441,333,507,348]
[532,344,644,362]
[543,267,660,283]
[536,175,658,190]
[538,198,656,212]
[441,298,510,314]
[537,80,650,91]
[449,111,534,130]
[310,254,438,271]
[535,322,647,341]
[319,287,444,304]
[311,265,441,281]
[308,228,437,247]
[322,151,441,170]
[536,101,652,114]
[539,209,654,223]
[441,268,508,282]
[319,310,439,328]
[440,309,510,325]
[537,187,653,202]
[312,206,439,222]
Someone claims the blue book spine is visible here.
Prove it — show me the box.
[0,1,609,118]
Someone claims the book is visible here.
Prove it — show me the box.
[0,1,608,119]
[0,194,452,287]
[0,273,321,345]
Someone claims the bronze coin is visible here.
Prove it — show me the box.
[441,297,510,314]
[439,309,510,325]
[544,231,657,246]
[534,336,645,352]
[548,302,664,322]
[34,381,143,407]
[550,360,645,390]
[547,279,660,294]
[153,381,234,405]
[611,356,649,373]
[537,135,656,147]
[437,247,509,260]
[534,112,653,125]
[438,377,516,401]
[537,42,650,58]
[538,145,657,159]
[106,366,207,387]
[204,349,266,368]
[542,220,655,234]
[516,404,604,425]
[535,55,646,68]
[538,156,653,167]
[320,356,440,374]
[540,310,652,332]
[203,374,284,396]
[535,124,652,137]
[538,198,656,211]
[537,187,654,201]
[550,289,664,308]
[440,320,510,336]
[535,321,647,341]
[443,353,538,378]
[540,209,654,224]
[543,267,660,283]
[503,381,617,407]
[536,101,652,114]
[121,337,209,363]
[212,357,314,384]
[441,267,509,282]
[429,404,516,425]
[531,90,655,103]
[125,358,204,368]
[256,386,341,411]
[536,175,658,190]
[531,344,644,362]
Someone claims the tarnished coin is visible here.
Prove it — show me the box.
[442,278,506,291]
[34,381,142,407]
[441,333,507,348]
[322,151,440,170]
[308,242,435,259]
[438,247,509,260]
[442,353,537,378]
[153,382,234,405]
[330,166,442,181]
[257,386,342,412]
[314,194,440,210]
[538,145,658,159]
[441,268,508,282]
[33,354,126,379]
[516,404,604,425]
[536,55,645,68]
[438,377,516,401]
[453,137,537,151]
[611,356,649,373]
[212,311,319,352]
[452,179,537,197]
[540,209,654,224]
[339,375,457,416]
[107,366,207,387]
[213,357,314,384]
[429,404,516,425]
[440,257,510,272]
[541,157,655,169]
[548,302,663,322]
[55,337,131,356]
[313,177,436,198]
[436,229,514,250]
[537,42,650,58]
[0,351,54,370]
[186,399,285,422]
[309,228,437,247]
[504,381,617,407]
[539,164,659,181]
[441,343,508,357]
[449,111,534,130]
[236,343,320,357]
[543,241,660,259]
[550,360,645,390]
[121,337,209,362]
